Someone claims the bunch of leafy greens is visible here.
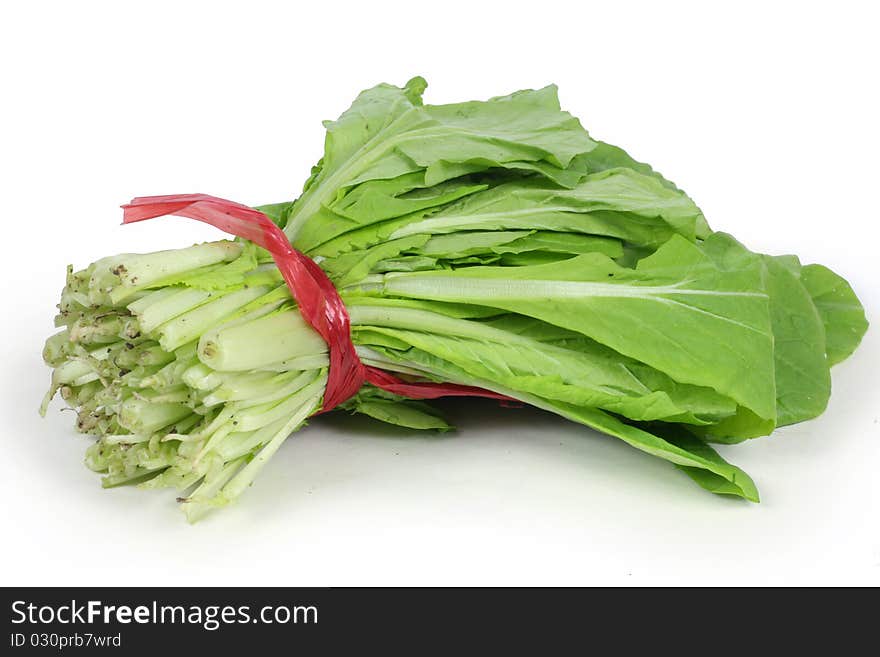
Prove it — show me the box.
[41,77,867,520]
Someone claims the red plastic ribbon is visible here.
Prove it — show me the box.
[121,194,510,411]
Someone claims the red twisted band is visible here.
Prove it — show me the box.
[121,194,509,411]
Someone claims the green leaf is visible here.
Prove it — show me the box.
[358,344,758,501]
[320,235,431,287]
[666,433,759,500]
[350,304,738,425]
[350,397,452,431]
[579,140,712,239]
[327,174,489,224]
[763,256,831,427]
[556,403,759,502]
[288,79,598,250]
[377,233,776,427]
[492,231,624,259]
[387,168,706,246]
[799,263,868,366]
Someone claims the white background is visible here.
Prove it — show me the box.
[0,1,877,586]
